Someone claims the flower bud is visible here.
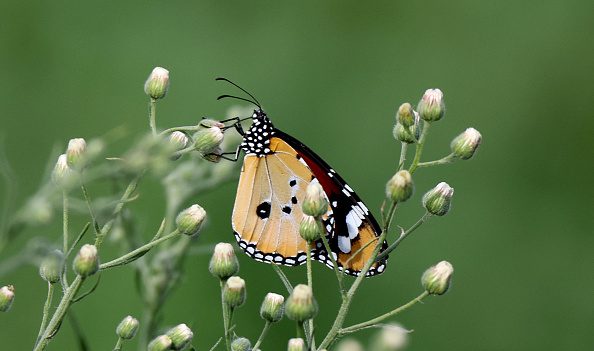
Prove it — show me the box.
[73,244,99,277]
[0,285,15,312]
[336,339,364,351]
[287,338,306,351]
[385,170,413,203]
[175,204,206,236]
[422,182,454,216]
[231,337,252,351]
[144,67,170,100]
[393,110,421,144]
[451,127,482,160]
[299,215,321,243]
[39,250,64,284]
[116,315,139,340]
[396,103,415,127]
[66,138,87,169]
[148,335,172,351]
[166,323,194,350]
[194,122,224,155]
[168,131,189,160]
[209,243,239,280]
[285,284,318,322]
[260,292,285,323]
[370,324,409,351]
[51,154,73,186]
[223,276,246,308]
[418,88,445,122]
[302,182,329,218]
[422,260,454,295]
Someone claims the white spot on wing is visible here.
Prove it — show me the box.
[346,210,362,239]
[358,201,369,214]
[338,236,351,253]
[344,184,353,192]
[342,188,351,197]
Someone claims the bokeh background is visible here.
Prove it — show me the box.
[1,1,593,350]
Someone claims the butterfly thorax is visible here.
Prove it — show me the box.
[240,109,276,157]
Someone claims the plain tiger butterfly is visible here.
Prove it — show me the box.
[216,78,388,276]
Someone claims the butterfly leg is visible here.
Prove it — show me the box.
[206,147,242,162]
[219,116,246,136]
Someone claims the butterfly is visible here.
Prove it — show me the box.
[216,78,388,276]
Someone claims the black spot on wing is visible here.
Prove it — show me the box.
[256,201,271,219]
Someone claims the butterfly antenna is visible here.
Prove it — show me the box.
[217,94,260,107]
[216,77,262,108]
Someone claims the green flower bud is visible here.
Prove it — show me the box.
[175,204,206,236]
[72,244,99,277]
[66,138,87,169]
[193,122,224,155]
[166,323,193,350]
[231,337,252,351]
[451,127,482,160]
[370,324,409,351]
[144,67,170,100]
[385,170,414,203]
[260,292,285,323]
[223,276,246,308]
[422,260,454,295]
[39,250,64,284]
[209,243,239,280]
[51,154,74,187]
[396,103,415,127]
[336,338,364,351]
[302,181,329,218]
[299,215,321,243]
[422,182,454,216]
[287,338,306,351]
[0,285,15,312]
[418,88,445,122]
[393,110,420,144]
[285,284,318,322]
[148,335,172,351]
[116,315,139,340]
[168,131,189,160]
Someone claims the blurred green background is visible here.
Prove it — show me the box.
[1,0,593,350]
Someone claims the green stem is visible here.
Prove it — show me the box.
[318,202,397,350]
[35,282,55,346]
[252,321,271,350]
[159,125,201,136]
[149,98,157,136]
[305,244,315,348]
[340,291,430,335]
[296,321,304,339]
[398,142,409,171]
[408,122,431,175]
[33,275,85,351]
[99,230,180,270]
[272,265,293,293]
[417,153,456,168]
[319,233,345,295]
[113,337,123,351]
[62,192,69,287]
[220,280,231,351]
[375,212,431,262]
[80,183,99,233]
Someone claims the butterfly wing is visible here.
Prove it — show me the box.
[232,128,387,276]
[273,130,388,276]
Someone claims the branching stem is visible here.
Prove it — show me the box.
[408,122,431,174]
[252,321,271,350]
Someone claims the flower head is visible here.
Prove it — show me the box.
[144,67,170,100]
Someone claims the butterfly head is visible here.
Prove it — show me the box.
[240,109,276,157]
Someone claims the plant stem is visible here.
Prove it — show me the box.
[62,192,70,287]
[159,125,202,136]
[408,122,431,175]
[99,230,180,270]
[33,275,85,351]
[305,244,315,348]
[272,265,293,293]
[252,321,271,350]
[149,98,157,136]
[35,282,54,346]
[113,337,123,351]
[417,153,456,168]
[80,182,99,233]
[318,202,397,350]
[319,233,345,295]
[340,291,430,334]
[375,212,431,262]
[398,142,408,171]
[220,280,231,351]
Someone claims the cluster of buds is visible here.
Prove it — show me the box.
[147,324,193,351]
[175,204,207,236]
[393,103,421,144]
[51,137,88,188]
[285,284,318,322]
